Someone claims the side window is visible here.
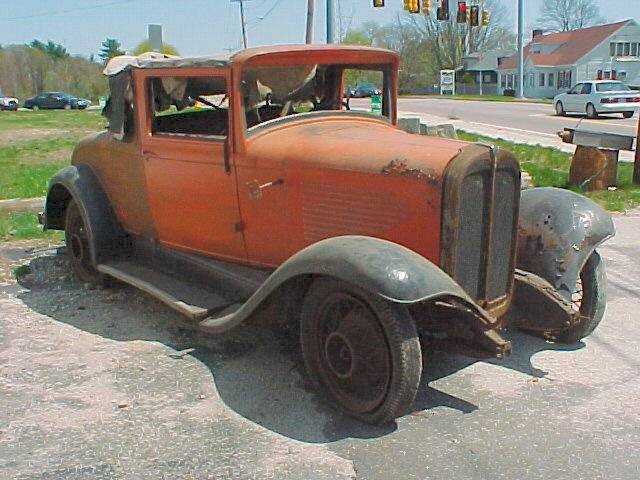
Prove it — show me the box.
[148,76,228,139]
[569,83,582,94]
[581,83,592,95]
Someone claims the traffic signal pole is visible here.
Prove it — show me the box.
[327,0,336,43]
[306,0,315,43]
[517,0,524,98]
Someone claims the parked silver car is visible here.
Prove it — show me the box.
[554,80,640,119]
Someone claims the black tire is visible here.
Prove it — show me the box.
[300,278,422,425]
[622,111,634,119]
[557,251,607,344]
[555,101,565,116]
[586,103,598,119]
[65,198,101,284]
[32,105,39,111]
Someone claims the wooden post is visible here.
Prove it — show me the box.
[634,115,640,184]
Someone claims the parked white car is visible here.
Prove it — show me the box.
[554,80,640,119]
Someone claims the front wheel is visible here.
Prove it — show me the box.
[557,251,607,344]
[32,105,39,111]
[622,111,634,119]
[65,199,101,284]
[586,103,598,119]
[555,101,565,116]
[300,278,422,425]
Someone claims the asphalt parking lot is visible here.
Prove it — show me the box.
[1,211,639,480]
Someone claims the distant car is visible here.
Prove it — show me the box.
[554,80,640,119]
[343,85,355,98]
[351,83,382,98]
[23,92,91,111]
[0,96,19,111]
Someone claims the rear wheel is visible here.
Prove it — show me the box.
[32,105,39,111]
[65,199,101,284]
[64,104,71,110]
[557,251,607,344]
[622,111,634,119]
[555,101,565,116]
[586,103,598,119]
[300,278,422,425]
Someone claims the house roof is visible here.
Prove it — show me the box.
[498,20,633,70]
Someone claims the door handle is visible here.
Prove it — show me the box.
[247,178,284,200]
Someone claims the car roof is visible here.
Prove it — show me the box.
[104,44,398,76]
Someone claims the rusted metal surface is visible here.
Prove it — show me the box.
[560,127,634,151]
[517,187,615,302]
[507,269,581,336]
[380,159,439,185]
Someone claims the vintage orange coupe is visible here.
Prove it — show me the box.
[42,45,615,424]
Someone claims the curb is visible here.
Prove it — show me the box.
[0,197,44,213]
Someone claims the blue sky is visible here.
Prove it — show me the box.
[0,0,637,57]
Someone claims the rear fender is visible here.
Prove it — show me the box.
[44,164,127,264]
[517,187,615,300]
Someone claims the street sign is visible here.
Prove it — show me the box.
[440,70,456,95]
[371,94,382,114]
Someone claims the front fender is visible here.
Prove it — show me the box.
[45,164,127,264]
[517,187,614,299]
[201,236,495,334]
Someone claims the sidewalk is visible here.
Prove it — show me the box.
[401,110,637,162]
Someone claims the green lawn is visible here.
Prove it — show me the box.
[458,131,640,212]
[401,94,553,104]
[0,211,63,241]
[0,110,106,200]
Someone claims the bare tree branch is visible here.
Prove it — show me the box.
[536,0,605,32]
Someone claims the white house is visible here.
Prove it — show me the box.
[497,19,640,98]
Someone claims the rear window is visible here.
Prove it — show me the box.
[596,82,631,92]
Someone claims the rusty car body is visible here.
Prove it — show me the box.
[41,45,615,425]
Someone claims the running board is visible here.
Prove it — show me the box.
[97,261,233,321]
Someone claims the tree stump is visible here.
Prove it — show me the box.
[569,146,618,191]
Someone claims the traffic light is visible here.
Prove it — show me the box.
[456,2,467,23]
[470,5,480,26]
[436,0,450,20]
[403,0,419,13]
[422,0,431,14]
[373,0,384,6]
[481,9,490,26]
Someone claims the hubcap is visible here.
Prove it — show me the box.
[315,293,391,414]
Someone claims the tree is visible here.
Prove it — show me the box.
[99,38,125,63]
[131,40,180,56]
[30,39,69,60]
[536,0,605,32]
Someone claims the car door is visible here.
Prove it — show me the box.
[564,84,583,111]
[580,83,594,113]
[138,69,246,262]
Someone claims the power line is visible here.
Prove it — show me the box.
[247,0,285,30]
[1,0,140,22]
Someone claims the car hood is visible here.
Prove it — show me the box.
[245,115,469,185]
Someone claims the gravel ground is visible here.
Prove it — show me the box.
[1,211,639,479]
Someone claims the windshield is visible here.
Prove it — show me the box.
[241,63,391,131]
[596,82,631,92]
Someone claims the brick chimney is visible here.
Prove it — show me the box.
[532,29,544,39]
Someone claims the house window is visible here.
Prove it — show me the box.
[501,75,506,88]
[632,43,639,56]
[616,43,624,56]
[604,71,611,79]
[618,71,627,81]
[548,73,554,87]
[529,73,534,87]
[484,73,492,83]
[610,42,616,56]
[539,73,545,87]
[624,43,630,56]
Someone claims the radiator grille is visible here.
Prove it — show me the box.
[441,148,520,306]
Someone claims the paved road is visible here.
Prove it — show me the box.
[1,210,640,479]
[398,98,639,139]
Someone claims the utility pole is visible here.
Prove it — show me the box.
[306,0,315,44]
[517,0,524,98]
[326,0,336,43]
[231,0,249,48]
